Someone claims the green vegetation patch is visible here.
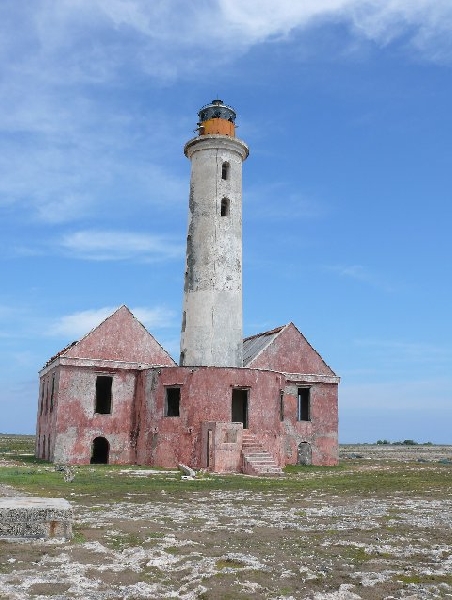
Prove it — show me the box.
[398,574,452,585]
[215,557,247,570]
[0,434,35,455]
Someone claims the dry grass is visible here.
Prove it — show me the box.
[0,439,451,599]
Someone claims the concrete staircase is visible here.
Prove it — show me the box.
[241,432,284,476]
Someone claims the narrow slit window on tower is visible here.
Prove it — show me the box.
[221,162,230,180]
[165,387,181,417]
[221,197,230,217]
[297,387,311,422]
[95,375,113,414]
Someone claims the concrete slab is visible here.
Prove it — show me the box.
[0,497,73,540]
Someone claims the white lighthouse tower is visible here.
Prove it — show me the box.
[180,100,249,367]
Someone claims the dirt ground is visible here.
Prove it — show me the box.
[1,444,452,600]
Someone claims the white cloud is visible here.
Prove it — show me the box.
[218,0,452,63]
[0,88,187,223]
[48,307,114,338]
[78,0,452,63]
[60,230,184,261]
[49,304,176,338]
[132,306,176,331]
[1,0,451,227]
[327,264,394,291]
[3,1,452,88]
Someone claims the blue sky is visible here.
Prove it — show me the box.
[1,1,451,442]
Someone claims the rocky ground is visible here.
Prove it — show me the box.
[0,444,451,599]
[340,444,452,463]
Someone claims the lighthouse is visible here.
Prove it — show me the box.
[179,100,249,367]
[38,98,339,472]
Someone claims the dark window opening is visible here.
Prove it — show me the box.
[207,429,213,468]
[297,388,311,421]
[181,311,186,332]
[232,388,248,429]
[40,381,44,415]
[179,351,185,366]
[50,374,55,412]
[91,437,110,464]
[221,197,230,217]
[95,376,113,414]
[279,390,284,421]
[221,162,229,180]
[165,387,181,417]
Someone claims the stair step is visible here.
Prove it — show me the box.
[243,451,271,457]
[243,452,276,464]
[241,432,284,477]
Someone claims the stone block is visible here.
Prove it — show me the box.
[0,497,73,540]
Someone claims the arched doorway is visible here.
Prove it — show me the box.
[297,442,312,466]
[90,437,110,464]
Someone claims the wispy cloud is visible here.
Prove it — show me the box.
[340,377,452,411]
[246,183,328,220]
[327,264,394,291]
[83,1,452,65]
[337,337,452,382]
[132,306,176,331]
[0,95,187,224]
[218,1,452,63]
[353,338,451,364]
[1,0,451,227]
[2,2,452,95]
[60,230,184,261]
[48,305,176,339]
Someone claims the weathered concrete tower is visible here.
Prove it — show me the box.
[180,100,249,367]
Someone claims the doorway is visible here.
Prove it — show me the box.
[232,388,248,429]
[297,442,312,466]
[90,437,110,464]
[206,429,213,468]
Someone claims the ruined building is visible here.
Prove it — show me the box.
[36,100,339,474]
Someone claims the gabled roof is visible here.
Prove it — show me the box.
[243,322,336,376]
[44,305,176,368]
[242,326,284,366]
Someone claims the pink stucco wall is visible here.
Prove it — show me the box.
[63,306,176,366]
[282,380,339,466]
[136,366,286,468]
[248,323,336,376]
[136,366,338,468]
[36,308,339,470]
[37,363,338,468]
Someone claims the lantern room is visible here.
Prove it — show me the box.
[197,99,236,137]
